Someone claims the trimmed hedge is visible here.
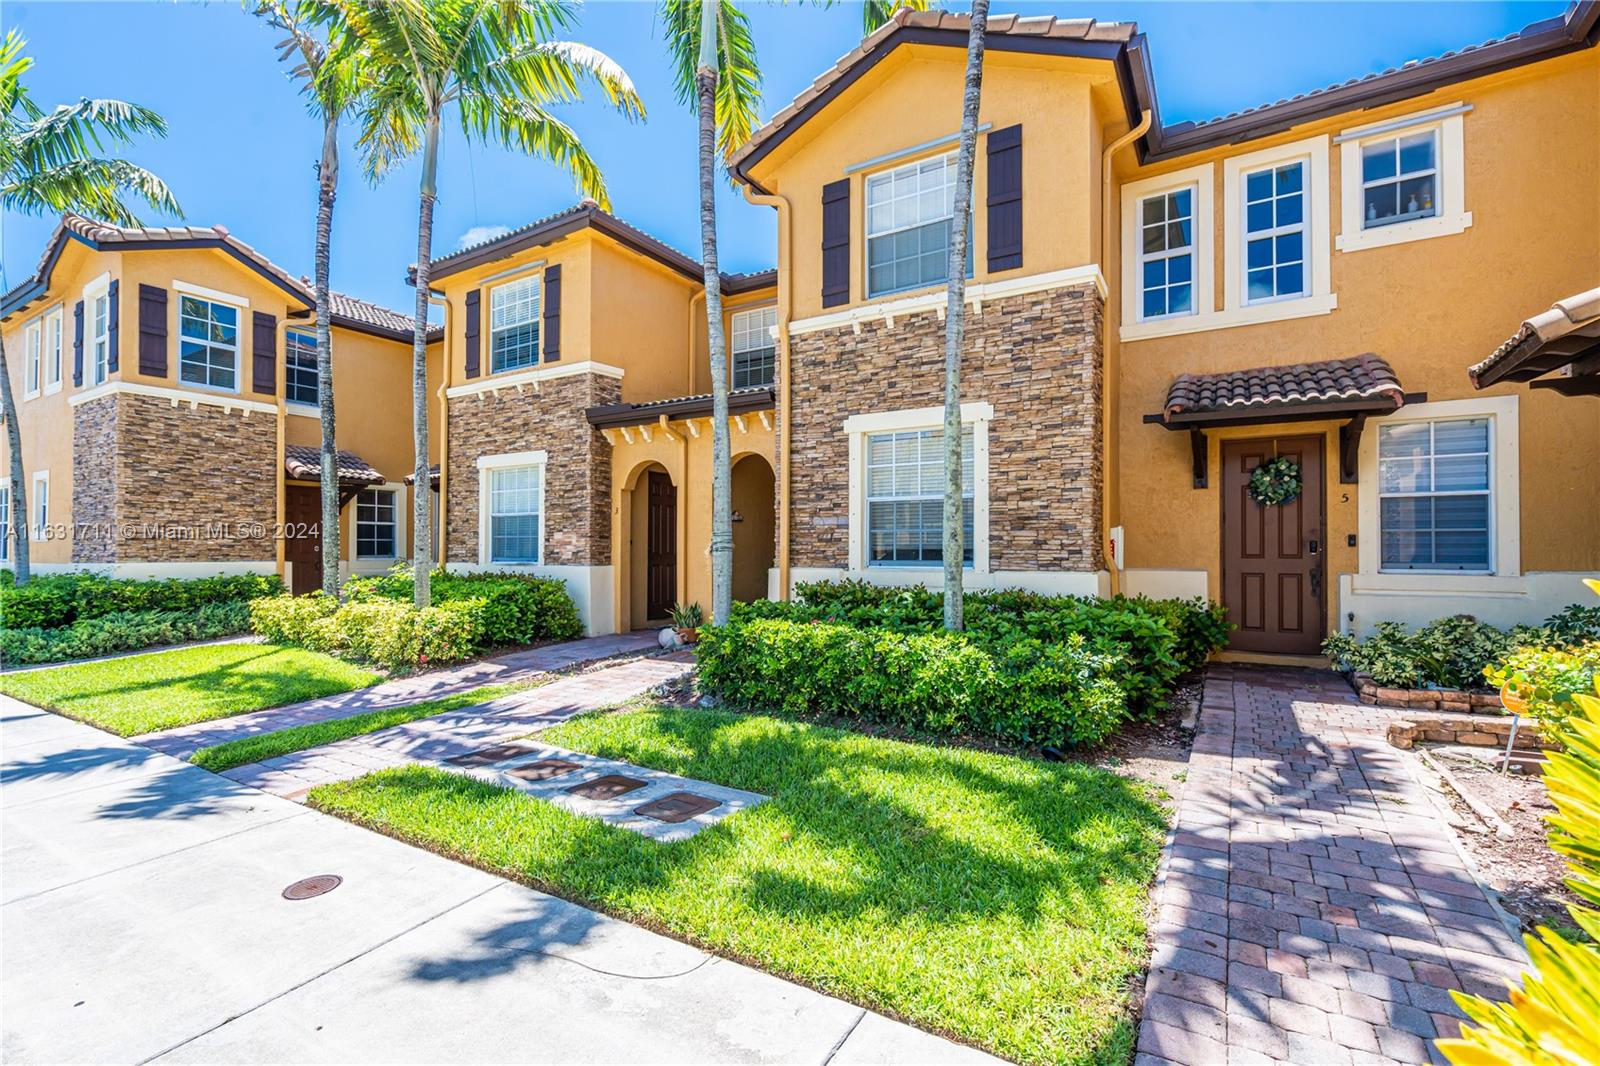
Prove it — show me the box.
[697,618,1129,747]
[343,569,582,645]
[1323,607,1600,690]
[741,580,1230,715]
[696,581,1232,747]
[249,594,486,671]
[1,572,282,631]
[0,602,252,666]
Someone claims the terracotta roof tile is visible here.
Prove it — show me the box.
[1164,355,1405,418]
[328,291,415,335]
[283,444,385,486]
[1470,286,1600,386]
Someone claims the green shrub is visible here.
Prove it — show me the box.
[697,616,1127,747]
[0,601,253,666]
[344,567,580,645]
[249,592,487,671]
[765,580,1231,716]
[1484,642,1600,729]
[1323,606,1598,691]
[0,572,282,630]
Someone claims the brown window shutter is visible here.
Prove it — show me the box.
[986,124,1023,272]
[251,311,277,394]
[106,279,121,372]
[542,265,561,362]
[137,284,167,376]
[463,288,481,378]
[72,301,84,387]
[821,178,850,308]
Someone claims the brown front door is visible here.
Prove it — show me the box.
[284,485,324,596]
[646,471,677,621]
[1221,435,1325,655]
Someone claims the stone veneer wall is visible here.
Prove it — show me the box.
[445,373,618,567]
[71,396,119,563]
[73,392,277,563]
[785,283,1105,573]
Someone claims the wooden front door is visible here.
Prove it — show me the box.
[284,485,324,596]
[646,471,677,621]
[1221,435,1325,655]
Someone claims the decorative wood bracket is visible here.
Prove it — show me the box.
[1190,428,1207,489]
[1339,414,1366,484]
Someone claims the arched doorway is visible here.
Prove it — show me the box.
[623,461,677,630]
[731,453,776,603]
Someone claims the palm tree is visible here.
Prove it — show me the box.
[0,30,179,586]
[941,0,987,631]
[332,0,643,608]
[659,0,925,624]
[252,0,367,599]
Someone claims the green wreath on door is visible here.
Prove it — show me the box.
[1248,455,1302,506]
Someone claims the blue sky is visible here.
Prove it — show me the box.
[2,1,1566,315]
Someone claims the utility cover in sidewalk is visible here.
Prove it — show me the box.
[566,774,647,801]
[635,792,721,824]
[447,742,546,767]
[507,758,580,783]
[282,874,342,900]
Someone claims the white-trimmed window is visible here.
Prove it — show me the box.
[23,318,41,398]
[1378,417,1492,572]
[490,275,540,373]
[1337,104,1471,253]
[91,291,113,386]
[284,329,319,407]
[478,451,546,566]
[1138,187,1195,320]
[355,488,398,559]
[43,307,63,393]
[865,151,970,298]
[865,426,975,567]
[30,472,47,541]
[1242,161,1307,304]
[844,403,991,574]
[731,306,776,389]
[0,484,10,561]
[178,296,239,391]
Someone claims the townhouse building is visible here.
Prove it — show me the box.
[723,3,1599,654]
[0,216,442,593]
[7,5,1597,659]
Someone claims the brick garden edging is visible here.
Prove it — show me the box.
[1351,673,1504,714]
[1387,713,1556,752]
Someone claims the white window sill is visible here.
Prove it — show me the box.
[1119,292,1338,342]
[1350,572,1525,596]
[1337,212,1472,253]
[44,383,61,397]
[286,401,321,418]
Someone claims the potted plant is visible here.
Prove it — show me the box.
[670,602,704,645]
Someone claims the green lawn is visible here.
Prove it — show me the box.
[0,643,381,736]
[190,680,536,772]
[310,706,1166,1065]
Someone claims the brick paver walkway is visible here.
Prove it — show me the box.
[1138,665,1527,1066]
[135,631,660,759]
[218,655,692,799]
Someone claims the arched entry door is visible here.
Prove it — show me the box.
[731,453,776,603]
[646,470,677,621]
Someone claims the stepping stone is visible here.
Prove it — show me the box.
[635,792,721,824]
[505,759,580,783]
[566,774,648,801]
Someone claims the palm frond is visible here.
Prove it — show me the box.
[3,157,181,226]
[655,0,761,158]
[498,40,645,122]
[457,89,608,207]
[13,98,169,175]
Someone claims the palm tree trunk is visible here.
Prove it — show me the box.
[316,113,342,598]
[942,0,988,632]
[410,112,441,610]
[0,333,28,584]
[698,0,732,624]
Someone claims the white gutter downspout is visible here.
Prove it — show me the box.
[1099,109,1152,599]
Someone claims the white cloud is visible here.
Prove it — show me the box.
[456,224,511,250]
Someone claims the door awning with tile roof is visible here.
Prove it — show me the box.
[1469,287,1600,396]
[283,444,386,488]
[1143,355,1423,488]
[1146,355,1412,429]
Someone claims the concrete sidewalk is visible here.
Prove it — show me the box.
[1,697,999,1065]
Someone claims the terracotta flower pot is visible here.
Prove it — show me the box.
[676,627,699,645]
